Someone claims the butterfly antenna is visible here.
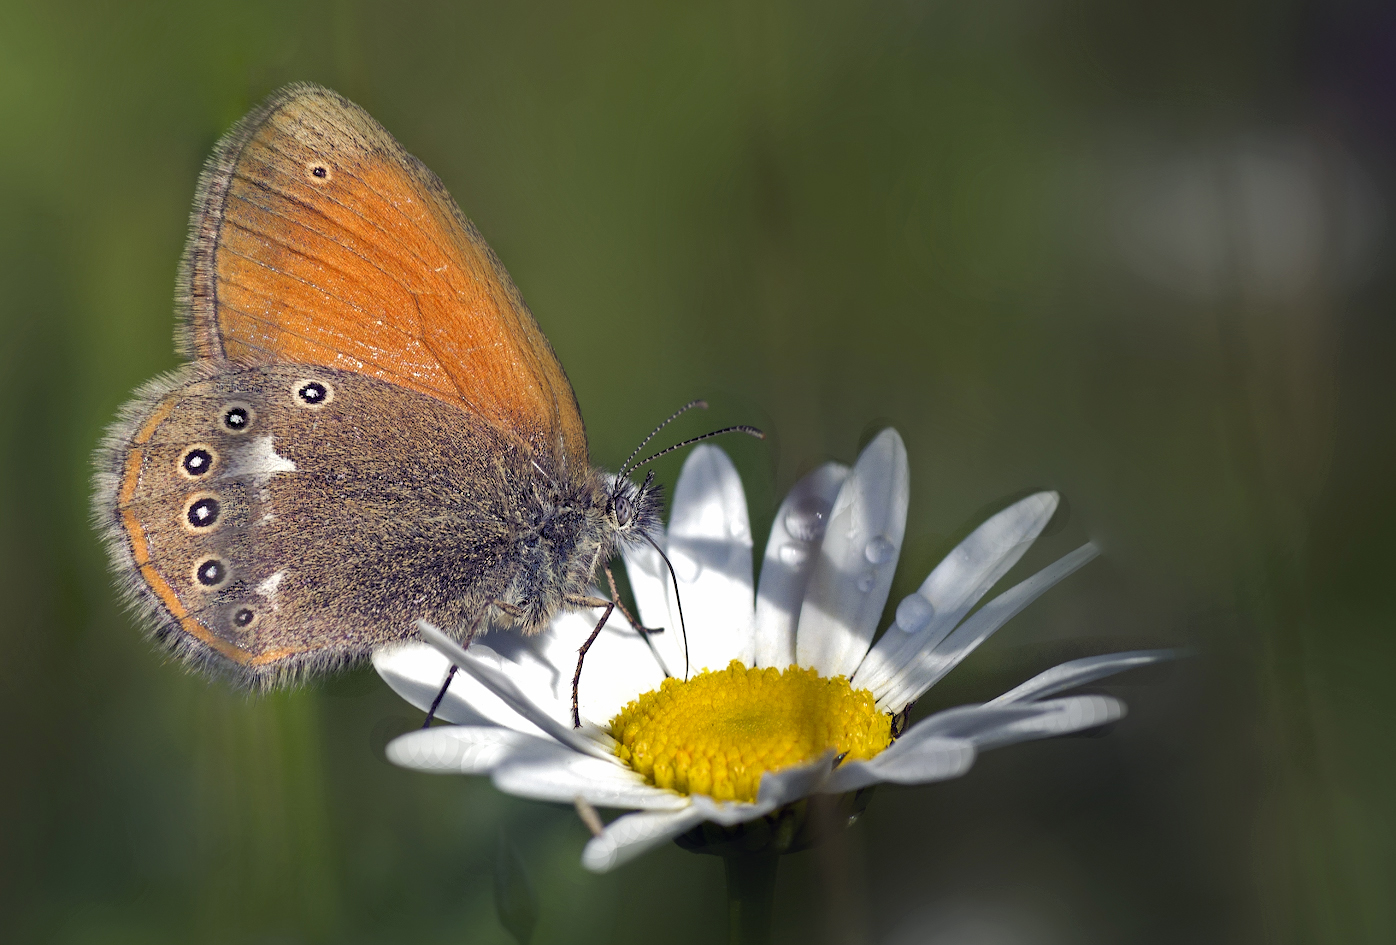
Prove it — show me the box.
[616,400,709,485]
[642,532,690,681]
[629,425,765,472]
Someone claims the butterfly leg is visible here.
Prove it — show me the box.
[569,595,615,728]
[603,564,671,678]
[421,611,486,728]
[421,666,458,728]
[492,599,525,620]
[604,565,663,635]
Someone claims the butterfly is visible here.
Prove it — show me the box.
[93,83,758,724]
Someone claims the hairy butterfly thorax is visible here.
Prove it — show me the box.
[497,465,661,636]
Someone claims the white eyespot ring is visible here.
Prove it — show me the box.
[182,491,224,533]
[220,402,254,435]
[192,556,230,589]
[177,443,218,480]
[292,378,334,409]
[229,605,261,631]
[306,161,333,183]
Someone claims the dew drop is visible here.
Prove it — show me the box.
[895,593,935,634]
[784,495,832,543]
[864,535,895,565]
[857,572,875,593]
[777,542,810,567]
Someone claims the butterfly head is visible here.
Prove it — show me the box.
[601,402,766,560]
[606,469,663,546]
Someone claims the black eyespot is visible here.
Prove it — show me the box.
[185,495,220,529]
[194,557,227,587]
[222,404,252,433]
[180,447,214,478]
[232,607,256,628]
[312,166,327,178]
[307,162,332,182]
[294,379,332,408]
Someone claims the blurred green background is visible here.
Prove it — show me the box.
[2,1,1392,943]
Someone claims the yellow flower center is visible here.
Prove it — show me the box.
[609,660,892,803]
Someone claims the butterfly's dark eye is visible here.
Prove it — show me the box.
[179,446,215,478]
[185,495,221,529]
[221,404,252,433]
[294,379,332,408]
[232,607,257,628]
[614,495,634,527]
[194,557,228,587]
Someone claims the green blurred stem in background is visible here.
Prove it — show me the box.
[724,854,777,945]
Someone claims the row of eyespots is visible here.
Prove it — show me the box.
[215,379,334,436]
[187,556,260,631]
[176,377,337,513]
[164,377,334,638]
[177,379,332,479]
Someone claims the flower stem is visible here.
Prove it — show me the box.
[723,853,777,945]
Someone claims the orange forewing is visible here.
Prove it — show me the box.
[180,84,588,469]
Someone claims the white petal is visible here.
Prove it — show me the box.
[754,463,850,669]
[685,793,771,826]
[460,642,578,732]
[417,620,615,762]
[663,445,755,673]
[854,491,1059,692]
[985,649,1185,706]
[826,693,1123,793]
[491,739,689,810]
[754,751,837,808]
[895,703,1057,745]
[385,726,543,774]
[875,543,1099,711]
[621,536,681,677]
[373,642,544,736]
[824,737,976,792]
[897,697,1124,750]
[796,430,910,678]
[970,695,1126,749]
[577,754,838,872]
[492,604,668,728]
[582,806,707,873]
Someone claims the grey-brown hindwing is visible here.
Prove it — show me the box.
[95,363,544,688]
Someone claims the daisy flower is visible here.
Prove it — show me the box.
[375,430,1177,873]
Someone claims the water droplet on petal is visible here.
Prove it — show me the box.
[777,542,810,567]
[895,593,935,634]
[669,550,702,583]
[864,535,895,565]
[784,495,832,542]
[857,572,875,593]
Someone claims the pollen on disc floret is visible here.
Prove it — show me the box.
[610,660,893,803]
